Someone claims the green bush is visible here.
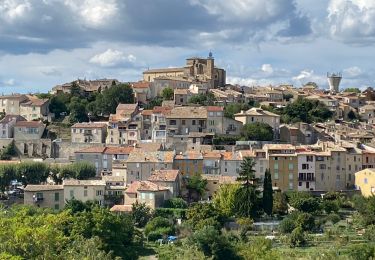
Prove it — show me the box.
[289,227,307,247]
[147,227,174,241]
[279,211,316,233]
[155,208,186,219]
[322,200,340,214]
[326,213,341,224]
[163,198,188,209]
[279,217,296,233]
[364,225,375,241]
[144,217,174,238]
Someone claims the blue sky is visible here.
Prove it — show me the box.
[1,0,375,93]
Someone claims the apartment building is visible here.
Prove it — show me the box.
[14,121,45,140]
[151,106,171,143]
[63,179,106,205]
[124,181,170,209]
[0,115,26,138]
[24,185,64,210]
[174,151,204,176]
[107,104,141,145]
[71,122,107,144]
[203,151,222,175]
[166,106,207,136]
[20,98,49,121]
[206,106,242,136]
[355,168,375,197]
[297,152,316,191]
[125,151,175,184]
[234,107,280,138]
[148,169,181,197]
[0,94,28,114]
[220,151,243,177]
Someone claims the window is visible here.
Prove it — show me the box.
[365,178,368,184]
[169,120,176,125]
[302,164,309,170]
[70,190,74,198]
[289,173,293,180]
[274,172,279,180]
[289,182,293,189]
[288,163,294,170]
[336,175,340,180]
[84,190,88,197]
[225,168,227,172]
[274,163,279,170]
[54,192,59,201]
[149,193,154,199]
[299,182,302,186]
[96,190,103,196]
[349,165,352,171]
[306,156,314,162]
[182,120,186,125]
[320,164,326,170]
[274,157,278,161]
[141,193,146,199]
[80,154,83,159]
[54,204,59,210]
[192,120,196,125]
[36,192,43,199]
[209,112,214,116]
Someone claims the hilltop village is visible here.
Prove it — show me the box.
[2,54,375,259]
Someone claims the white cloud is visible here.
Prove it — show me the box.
[0,0,31,22]
[343,66,362,77]
[292,69,326,87]
[3,79,15,86]
[89,49,136,67]
[64,0,118,28]
[261,64,274,74]
[328,0,375,43]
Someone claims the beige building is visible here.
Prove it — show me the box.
[24,185,64,210]
[355,168,375,197]
[71,122,107,144]
[143,53,226,88]
[0,94,28,115]
[206,106,242,136]
[63,179,106,205]
[359,104,375,124]
[20,98,50,121]
[202,174,237,200]
[148,169,181,197]
[14,121,45,140]
[234,107,280,138]
[0,115,26,138]
[125,151,175,184]
[124,181,169,209]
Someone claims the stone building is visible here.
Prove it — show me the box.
[143,52,226,88]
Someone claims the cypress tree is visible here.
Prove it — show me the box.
[263,169,273,215]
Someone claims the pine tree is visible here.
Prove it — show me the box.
[235,157,260,218]
[263,169,273,215]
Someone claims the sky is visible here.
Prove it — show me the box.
[1,0,375,93]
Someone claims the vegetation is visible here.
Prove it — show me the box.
[262,169,273,215]
[186,174,207,202]
[188,92,216,106]
[224,103,250,119]
[0,141,17,160]
[49,83,134,123]
[343,87,361,93]
[282,97,333,123]
[241,122,274,141]
[161,87,174,101]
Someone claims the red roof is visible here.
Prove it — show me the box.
[126,181,168,193]
[148,170,180,182]
[131,81,150,89]
[206,106,224,112]
[104,146,134,155]
[15,121,44,127]
[141,110,153,116]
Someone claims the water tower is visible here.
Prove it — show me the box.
[327,72,342,93]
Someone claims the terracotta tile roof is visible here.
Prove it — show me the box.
[148,170,180,182]
[102,176,126,182]
[110,204,133,212]
[104,146,134,155]
[63,179,106,186]
[239,150,256,158]
[203,151,222,159]
[167,106,207,119]
[131,81,150,89]
[152,106,172,115]
[71,122,107,128]
[15,121,44,128]
[174,88,188,95]
[263,144,296,150]
[0,115,26,124]
[141,110,153,116]
[75,146,106,153]
[21,98,49,107]
[222,151,242,161]
[126,181,169,193]
[206,106,224,112]
[175,151,203,160]
[117,103,138,111]
[127,151,175,163]
[234,107,280,117]
[134,143,162,152]
[24,185,63,192]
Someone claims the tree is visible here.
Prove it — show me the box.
[344,87,361,93]
[144,217,174,241]
[188,93,216,106]
[224,103,249,119]
[49,93,70,118]
[68,97,88,123]
[17,162,50,185]
[70,82,82,97]
[163,198,188,209]
[262,169,273,215]
[162,87,174,101]
[234,157,261,218]
[186,174,207,202]
[213,183,240,217]
[0,164,17,191]
[132,201,153,228]
[348,110,359,121]
[0,141,17,160]
[100,84,134,115]
[273,192,288,215]
[188,226,239,260]
[241,122,274,141]
[186,203,223,231]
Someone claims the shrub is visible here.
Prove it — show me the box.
[322,200,340,214]
[289,227,307,247]
[163,198,188,209]
[364,225,375,241]
[279,211,316,233]
[279,217,296,233]
[326,213,341,224]
[154,208,186,219]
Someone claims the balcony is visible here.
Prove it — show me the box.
[83,130,93,136]
[227,126,237,132]
[298,176,315,181]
